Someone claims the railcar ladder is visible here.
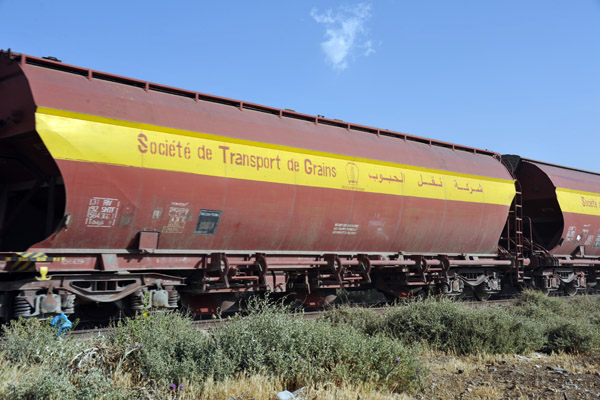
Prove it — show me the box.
[500,155,526,283]
[510,183,525,282]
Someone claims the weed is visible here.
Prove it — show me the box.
[513,291,600,354]
[106,311,217,384]
[321,305,383,335]
[2,317,84,364]
[381,296,545,354]
[213,298,420,392]
[326,294,600,355]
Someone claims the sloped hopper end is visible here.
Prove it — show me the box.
[0,132,67,252]
[514,160,564,251]
[0,55,66,251]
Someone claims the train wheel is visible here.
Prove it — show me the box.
[438,282,452,295]
[472,284,491,301]
[380,291,399,303]
[298,291,337,308]
[536,277,550,296]
[180,294,239,317]
[562,281,577,297]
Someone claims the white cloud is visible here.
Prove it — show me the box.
[362,40,375,56]
[311,3,374,71]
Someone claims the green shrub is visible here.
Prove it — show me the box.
[513,290,571,319]
[324,293,600,355]
[374,297,545,355]
[334,288,389,305]
[567,295,600,326]
[512,290,600,354]
[320,305,384,335]
[1,318,138,399]
[544,319,600,354]
[11,291,598,396]
[213,299,420,391]
[107,311,218,384]
[4,371,76,400]
[1,317,84,364]
[2,365,130,400]
[103,301,421,391]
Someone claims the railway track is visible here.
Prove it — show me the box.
[67,298,523,340]
[67,291,600,340]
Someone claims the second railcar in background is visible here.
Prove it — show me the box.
[503,156,600,294]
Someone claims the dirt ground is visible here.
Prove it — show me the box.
[413,352,600,400]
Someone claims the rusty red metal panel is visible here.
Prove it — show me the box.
[16,57,507,178]
[518,160,600,256]
[28,158,511,255]
[0,55,36,140]
[0,52,516,261]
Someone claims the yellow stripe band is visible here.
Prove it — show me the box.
[35,107,515,206]
[556,188,600,217]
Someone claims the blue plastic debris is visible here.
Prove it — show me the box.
[50,313,72,336]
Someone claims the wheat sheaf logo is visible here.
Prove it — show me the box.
[346,162,359,185]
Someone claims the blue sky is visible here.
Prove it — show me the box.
[1,1,599,171]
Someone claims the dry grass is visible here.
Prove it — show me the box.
[57,353,600,399]
[0,366,415,400]
[1,342,599,399]
[545,353,600,374]
[414,350,600,400]
[0,360,38,393]
[188,374,415,400]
